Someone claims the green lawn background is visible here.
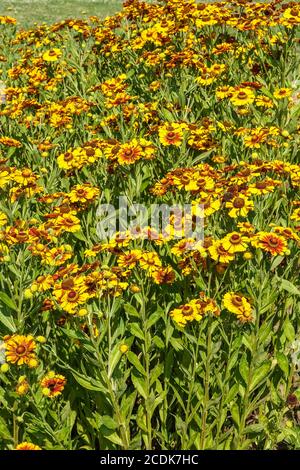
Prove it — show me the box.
[1,0,219,28]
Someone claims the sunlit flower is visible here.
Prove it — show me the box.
[225,195,254,218]
[16,442,41,450]
[230,88,255,106]
[41,371,66,397]
[42,48,62,62]
[251,232,288,256]
[5,335,38,367]
[223,292,253,323]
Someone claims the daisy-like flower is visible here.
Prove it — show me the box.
[158,123,186,147]
[139,251,162,273]
[222,232,249,253]
[223,292,253,323]
[272,225,300,242]
[248,178,281,195]
[255,96,274,108]
[151,266,176,284]
[116,140,143,165]
[273,88,292,100]
[170,303,202,327]
[5,335,38,367]
[251,232,288,256]
[54,286,90,315]
[225,194,254,218]
[54,213,81,234]
[208,240,235,263]
[230,88,255,106]
[117,250,141,269]
[42,48,62,62]
[41,245,73,266]
[41,371,66,397]
[15,442,41,450]
[68,184,100,204]
[0,137,22,148]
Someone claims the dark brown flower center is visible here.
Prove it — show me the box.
[16,345,26,355]
[67,290,78,300]
[167,131,176,138]
[230,234,241,243]
[182,305,193,316]
[233,197,245,208]
[232,295,243,306]
[86,148,95,157]
[267,236,279,247]
[64,152,73,161]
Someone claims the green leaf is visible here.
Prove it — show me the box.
[0,292,18,312]
[283,319,295,342]
[131,372,147,399]
[124,304,140,318]
[239,354,249,385]
[108,345,122,378]
[250,361,271,391]
[231,403,240,428]
[101,415,118,430]
[128,323,144,341]
[101,428,124,447]
[0,313,16,332]
[152,335,164,349]
[276,352,289,377]
[71,371,106,393]
[224,384,239,404]
[0,416,12,441]
[127,351,146,376]
[146,310,162,330]
[270,256,284,271]
[243,423,264,434]
[281,279,300,296]
[72,231,86,242]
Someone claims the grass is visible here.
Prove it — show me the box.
[1,0,218,29]
[0,0,125,28]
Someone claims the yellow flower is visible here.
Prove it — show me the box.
[208,240,235,263]
[170,303,202,327]
[5,334,38,367]
[40,371,66,397]
[119,344,129,354]
[42,48,62,62]
[16,442,41,450]
[222,232,249,253]
[16,376,29,396]
[0,211,8,227]
[230,87,255,106]
[273,88,292,100]
[225,195,254,218]
[223,292,252,323]
[158,123,187,147]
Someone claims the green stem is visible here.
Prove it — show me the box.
[199,317,212,450]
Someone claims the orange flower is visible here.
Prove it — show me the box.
[158,123,186,147]
[41,371,66,397]
[16,442,41,450]
[252,232,289,256]
[5,335,38,367]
